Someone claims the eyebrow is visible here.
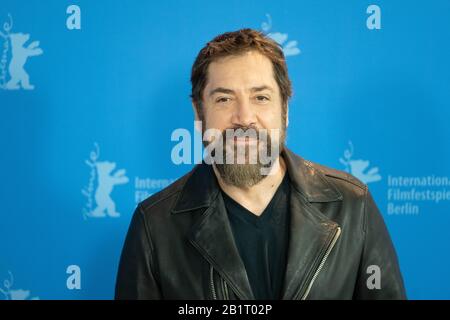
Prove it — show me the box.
[208,85,273,97]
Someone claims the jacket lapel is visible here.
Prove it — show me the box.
[171,161,254,299]
[188,193,255,300]
[281,188,341,299]
[281,149,343,299]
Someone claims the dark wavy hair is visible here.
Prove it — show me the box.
[190,28,292,123]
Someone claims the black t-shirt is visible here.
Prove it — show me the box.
[221,173,291,300]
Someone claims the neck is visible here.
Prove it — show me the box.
[212,155,287,216]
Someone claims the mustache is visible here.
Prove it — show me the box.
[221,125,265,140]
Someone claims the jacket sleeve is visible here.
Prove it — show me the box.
[353,188,407,299]
[115,204,162,299]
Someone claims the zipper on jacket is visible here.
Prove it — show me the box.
[210,264,217,300]
[221,278,229,300]
[297,226,342,300]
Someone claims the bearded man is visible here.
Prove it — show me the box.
[115,29,406,300]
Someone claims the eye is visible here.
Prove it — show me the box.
[216,97,231,103]
[255,95,270,102]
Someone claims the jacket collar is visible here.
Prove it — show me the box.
[171,147,343,299]
[171,147,342,214]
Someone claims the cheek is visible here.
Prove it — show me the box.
[204,110,230,131]
[258,108,283,129]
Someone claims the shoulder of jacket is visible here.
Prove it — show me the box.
[305,159,368,192]
[138,169,193,213]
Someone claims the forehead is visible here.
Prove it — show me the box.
[205,51,277,91]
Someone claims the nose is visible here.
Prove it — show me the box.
[231,98,257,127]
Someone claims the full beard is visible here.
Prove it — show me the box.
[204,126,286,188]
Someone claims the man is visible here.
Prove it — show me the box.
[115,29,406,300]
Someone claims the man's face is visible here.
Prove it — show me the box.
[194,50,287,187]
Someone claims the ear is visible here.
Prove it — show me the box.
[191,101,202,132]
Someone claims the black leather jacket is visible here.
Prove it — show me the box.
[115,148,406,300]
